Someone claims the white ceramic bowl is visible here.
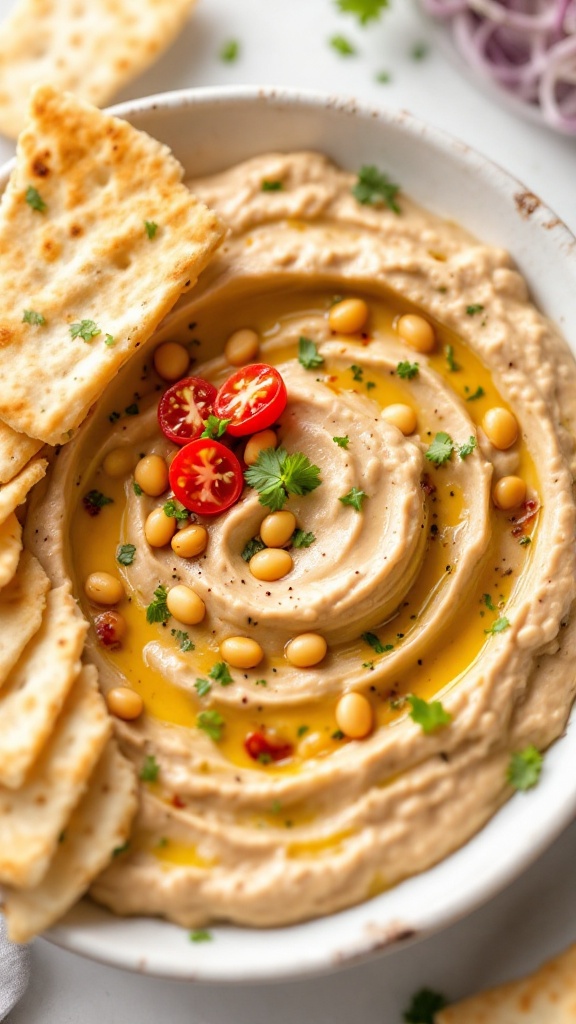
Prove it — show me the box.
[18,86,576,981]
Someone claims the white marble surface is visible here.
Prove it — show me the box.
[1,0,575,1019]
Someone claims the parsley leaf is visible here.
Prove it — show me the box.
[411,42,428,60]
[262,180,283,192]
[82,489,113,516]
[482,593,496,612]
[105,334,115,347]
[425,432,454,466]
[298,336,324,370]
[171,629,194,652]
[403,987,448,1023]
[209,662,234,686]
[163,498,189,521]
[195,678,212,697]
[146,585,170,624]
[407,694,452,734]
[396,360,419,380]
[352,165,401,214]
[333,435,350,448]
[189,930,212,943]
[362,632,387,654]
[244,448,321,511]
[200,415,230,440]
[466,303,485,316]
[507,745,543,791]
[133,481,143,496]
[242,537,266,561]
[139,755,160,782]
[25,185,47,212]
[292,529,316,548]
[144,220,158,239]
[70,319,101,343]
[466,386,485,402]
[350,364,364,382]
[445,344,459,372]
[197,710,225,741]
[458,436,477,459]
[117,543,136,566]
[484,616,510,635]
[330,34,356,55]
[22,309,45,326]
[519,535,532,546]
[220,39,239,61]
[112,841,130,857]
[335,0,390,25]
[339,487,367,512]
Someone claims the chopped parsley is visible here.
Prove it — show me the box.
[403,987,448,1023]
[144,220,158,239]
[335,0,390,24]
[172,629,194,652]
[22,309,45,326]
[466,386,485,402]
[241,536,266,562]
[125,403,139,416]
[407,694,452,734]
[163,498,189,521]
[298,336,324,370]
[425,432,453,466]
[255,679,268,687]
[458,436,477,459]
[209,662,233,686]
[411,42,428,60]
[329,34,356,55]
[445,344,459,372]
[297,725,309,738]
[261,180,283,192]
[484,616,510,635]
[104,334,115,347]
[352,165,401,214]
[220,39,239,62]
[200,415,230,439]
[292,529,316,548]
[519,535,532,546]
[244,447,321,511]
[466,303,485,316]
[25,185,47,212]
[133,481,143,496]
[339,487,367,512]
[375,70,392,83]
[146,585,170,624]
[332,729,345,740]
[116,543,136,566]
[507,745,543,791]
[139,755,160,782]
[189,929,213,943]
[82,489,113,516]
[333,435,350,448]
[194,678,212,697]
[197,710,225,741]
[112,841,130,858]
[70,319,101,343]
[350,364,364,381]
[396,360,419,380]
[362,632,393,654]
[482,593,496,612]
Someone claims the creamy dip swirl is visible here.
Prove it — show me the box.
[25,152,576,927]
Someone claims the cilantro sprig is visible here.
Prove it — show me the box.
[241,537,266,562]
[139,755,160,782]
[146,585,170,624]
[339,487,367,512]
[209,662,234,686]
[22,309,45,326]
[352,165,401,214]
[200,415,230,440]
[163,498,189,521]
[333,435,350,448]
[292,529,316,548]
[425,432,477,465]
[25,185,47,212]
[397,360,419,380]
[407,694,452,734]
[298,336,324,370]
[361,632,393,654]
[197,710,225,741]
[244,448,321,511]
[70,319,101,343]
[117,543,136,566]
[507,745,543,791]
[172,629,194,652]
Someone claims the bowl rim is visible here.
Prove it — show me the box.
[6,83,576,982]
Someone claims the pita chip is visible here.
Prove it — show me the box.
[0,457,46,526]
[0,551,50,689]
[0,664,111,889]
[437,942,576,1023]
[0,512,23,589]
[0,582,87,789]
[0,85,225,445]
[0,0,197,140]
[2,739,138,943]
[0,420,42,484]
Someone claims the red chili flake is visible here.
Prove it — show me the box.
[244,731,293,764]
[509,498,540,536]
[171,794,186,808]
[421,474,436,496]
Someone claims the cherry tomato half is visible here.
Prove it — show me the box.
[169,438,243,515]
[214,363,287,438]
[158,376,217,446]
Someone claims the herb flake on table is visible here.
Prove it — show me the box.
[397,360,419,380]
[220,39,239,62]
[292,529,316,548]
[197,710,225,741]
[339,487,367,512]
[333,435,350,448]
[144,220,158,239]
[172,629,194,652]
[189,930,213,943]
[403,987,448,1023]
[117,543,136,566]
[298,336,324,369]
[25,185,47,212]
[425,432,454,465]
[507,745,543,791]
[335,0,390,24]
[329,34,356,55]
[139,755,160,782]
[82,489,113,516]
[22,309,45,326]
[146,585,170,624]
[407,694,452,734]
[209,662,234,686]
[244,448,321,511]
[163,498,189,520]
[484,616,510,635]
[352,165,401,213]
